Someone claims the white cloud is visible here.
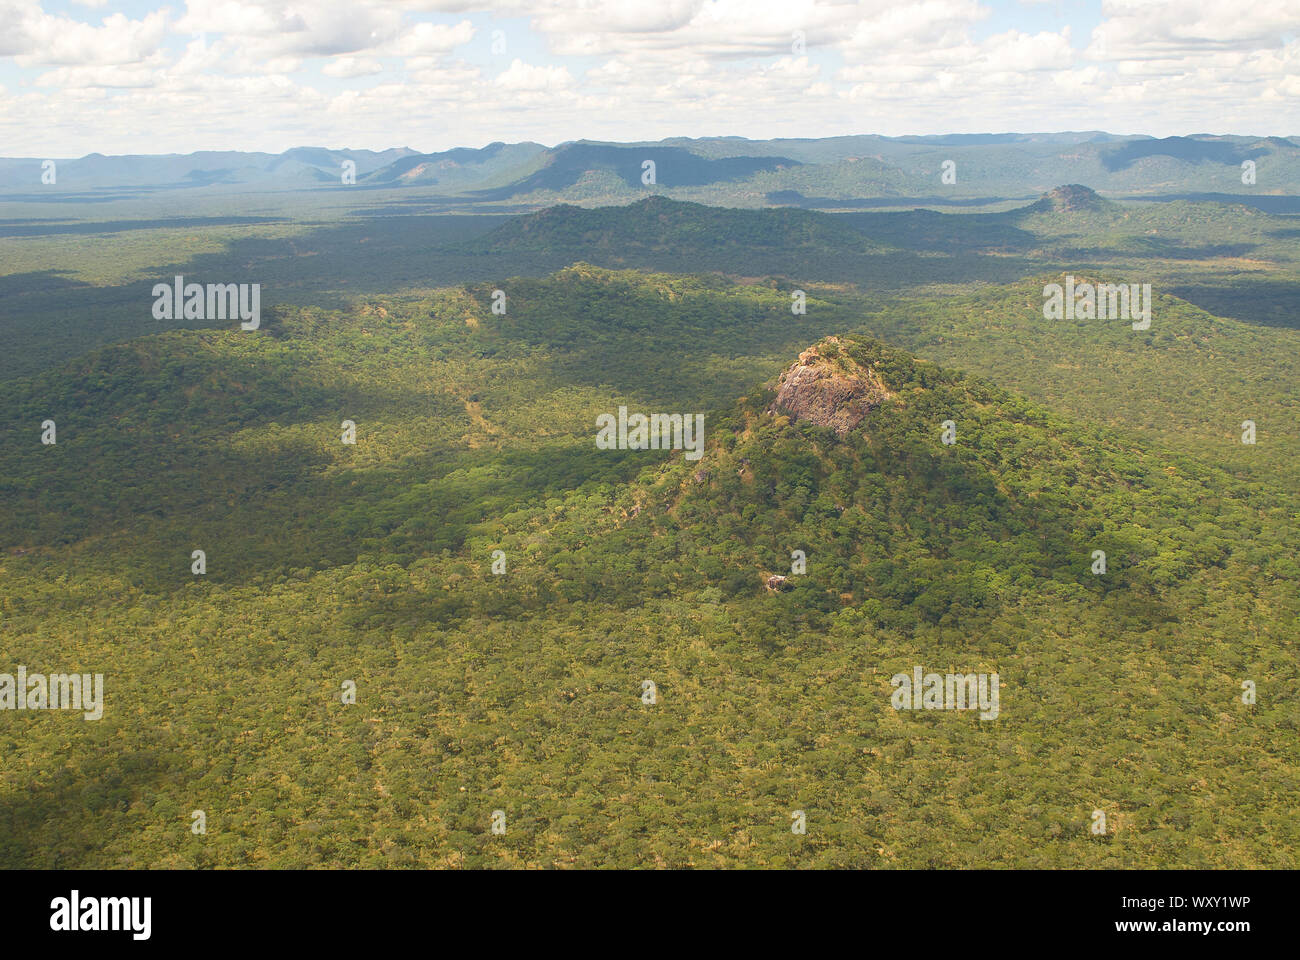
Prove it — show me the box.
[174,0,400,58]
[982,28,1074,71]
[34,59,167,88]
[841,0,988,54]
[494,58,575,91]
[0,0,1297,155]
[10,8,168,66]
[390,19,475,57]
[321,56,383,78]
[1088,0,1300,59]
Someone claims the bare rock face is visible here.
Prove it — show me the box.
[768,337,894,436]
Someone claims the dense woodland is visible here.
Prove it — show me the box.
[1,250,1295,867]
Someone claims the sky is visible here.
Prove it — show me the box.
[0,0,1297,156]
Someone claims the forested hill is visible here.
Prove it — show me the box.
[465,195,882,254]
[459,189,1298,269]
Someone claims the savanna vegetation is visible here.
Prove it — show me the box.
[1,261,1295,868]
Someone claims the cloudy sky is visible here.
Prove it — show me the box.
[1,0,1297,156]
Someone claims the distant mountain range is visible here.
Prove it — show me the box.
[3,133,1298,208]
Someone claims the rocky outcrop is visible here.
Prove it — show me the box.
[768,337,895,436]
[1029,184,1105,213]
